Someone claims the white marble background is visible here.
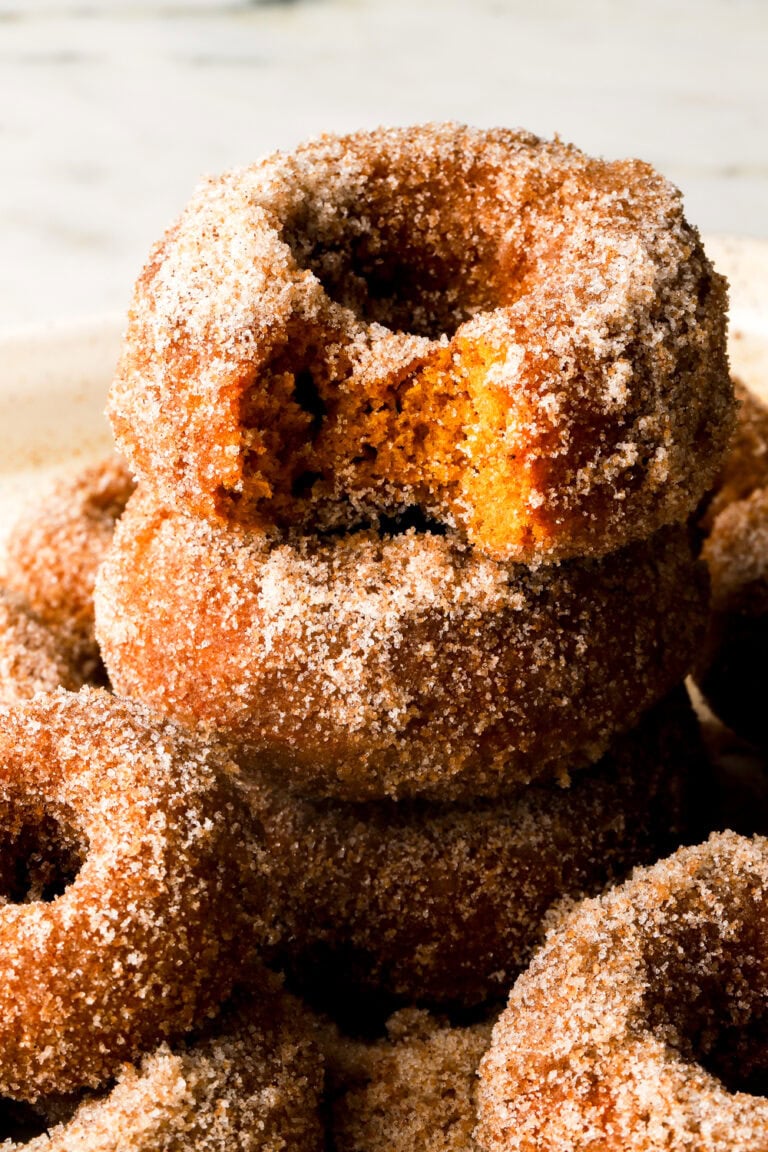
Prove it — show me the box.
[1,0,766,331]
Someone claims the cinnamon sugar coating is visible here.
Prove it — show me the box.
[3,457,135,680]
[95,489,707,800]
[0,982,325,1151]
[696,486,768,743]
[0,689,259,1101]
[0,589,84,705]
[693,382,768,741]
[476,832,768,1152]
[326,1009,492,1152]
[108,123,732,563]
[701,379,768,530]
[246,691,701,1004]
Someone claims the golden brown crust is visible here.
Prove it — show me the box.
[3,457,135,679]
[95,488,707,801]
[0,689,259,1100]
[3,983,325,1152]
[108,124,732,563]
[246,691,702,1004]
[476,832,768,1152]
[326,1009,492,1152]
[0,589,85,705]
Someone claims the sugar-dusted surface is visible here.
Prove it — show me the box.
[326,1008,493,1152]
[109,124,733,563]
[693,378,768,741]
[696,487,768,743]
[0,589,85,706]
[95,488,707,800]
[476,832,768,1152]
[7,979,325,1152]
[702,380,768,531]
[245,690,701,1004]
[2,458,135,682]
[0,689,260,1101]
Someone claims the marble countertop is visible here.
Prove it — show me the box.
[1,0,766,330]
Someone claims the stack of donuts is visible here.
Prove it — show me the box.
[0,123,757,1149]
[93,123,731,1008]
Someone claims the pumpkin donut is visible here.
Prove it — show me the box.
[108,123,732,563]
[0,981,325,1152]
[244,690,701,1005]
[95,488,707,801]
[326,1008,492,1152]
[3,457,135,680]
[476,831,768,1152]
[0,589,84,706]
[0,688,258,1101]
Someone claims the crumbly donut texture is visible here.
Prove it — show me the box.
[326,1009,492,1152]
[95,490,707,801]
[0,689,260,1100]
[3,457,135,678]
[109,123,732,563]
[0,589,84,706]
[0,983,325,1152]
[246,690,701,1004]
[476,831,768,1152]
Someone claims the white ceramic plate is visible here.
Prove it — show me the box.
[1,235,767,553]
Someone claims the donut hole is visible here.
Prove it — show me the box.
[291,218,493,339]
[281,162,521,339]
[647,918,768,1097]
[0,811,85,904]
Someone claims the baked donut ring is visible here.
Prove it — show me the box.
[0,590,84,706]
[326,1008,492,1152]
[3,457,135,680]
[477,831,768,1152]
[95,489,707,801]
[0,689,257,1100]
[245,690,700,1005]
[108,124,732,563]
[0,982,325,1151]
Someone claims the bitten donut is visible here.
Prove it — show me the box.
[108,123,732,563]
[0,982,325,1151]
[477,832,768,1152]
[0,589,84,706]
[327,1009,492,1152]
[0,689,258,1100]
[247,690,700,1005]
[95,489,707,801]
[3,457,135,679]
